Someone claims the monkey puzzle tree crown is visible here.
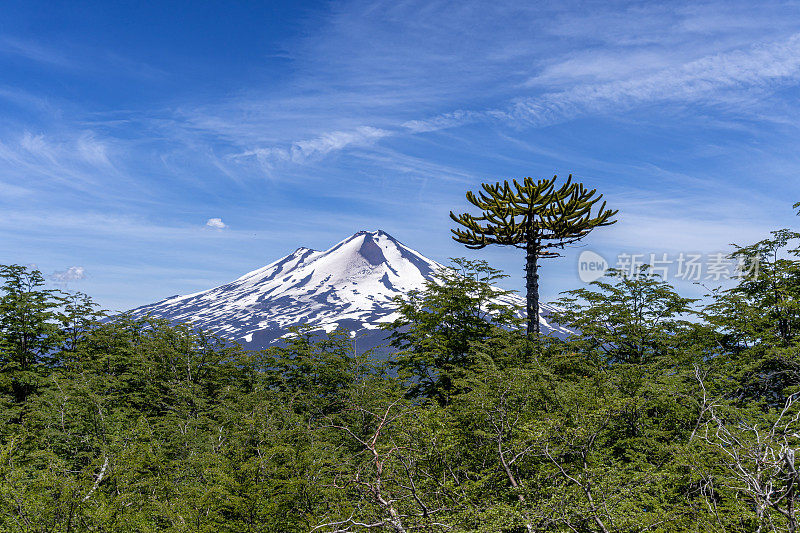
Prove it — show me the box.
[450,175,617,253]
[450,174,618,338]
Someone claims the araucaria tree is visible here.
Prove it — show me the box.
[450,174,618,337]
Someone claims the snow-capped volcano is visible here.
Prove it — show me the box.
[130,230,568,349]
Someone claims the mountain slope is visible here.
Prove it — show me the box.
[130,230,569,349]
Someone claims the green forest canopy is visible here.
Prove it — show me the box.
[2,220,800,532]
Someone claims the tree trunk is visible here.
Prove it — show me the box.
[499,440,534,533]
[525,237,540,339]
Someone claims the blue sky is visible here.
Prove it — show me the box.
[3,0,800,311]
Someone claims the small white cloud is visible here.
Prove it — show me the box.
[206,217,227,229]
[51,266,86,282]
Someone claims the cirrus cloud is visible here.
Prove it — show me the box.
[51,266,86,282]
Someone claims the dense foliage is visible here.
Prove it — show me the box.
[3,222,800,532]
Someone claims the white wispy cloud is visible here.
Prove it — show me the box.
[402,111,480,134]
[0,86,56,113]
[51,266,86,282]
[212,25,800,169]
[19,131,55,160]
[76,133,113,168]
[0,35,163,79]
[0,129,127,200]
[236,126,391,167]
[14,130,115,170]
[410,32,800,132]
[8,0,800,182]
[0,36,75,68]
